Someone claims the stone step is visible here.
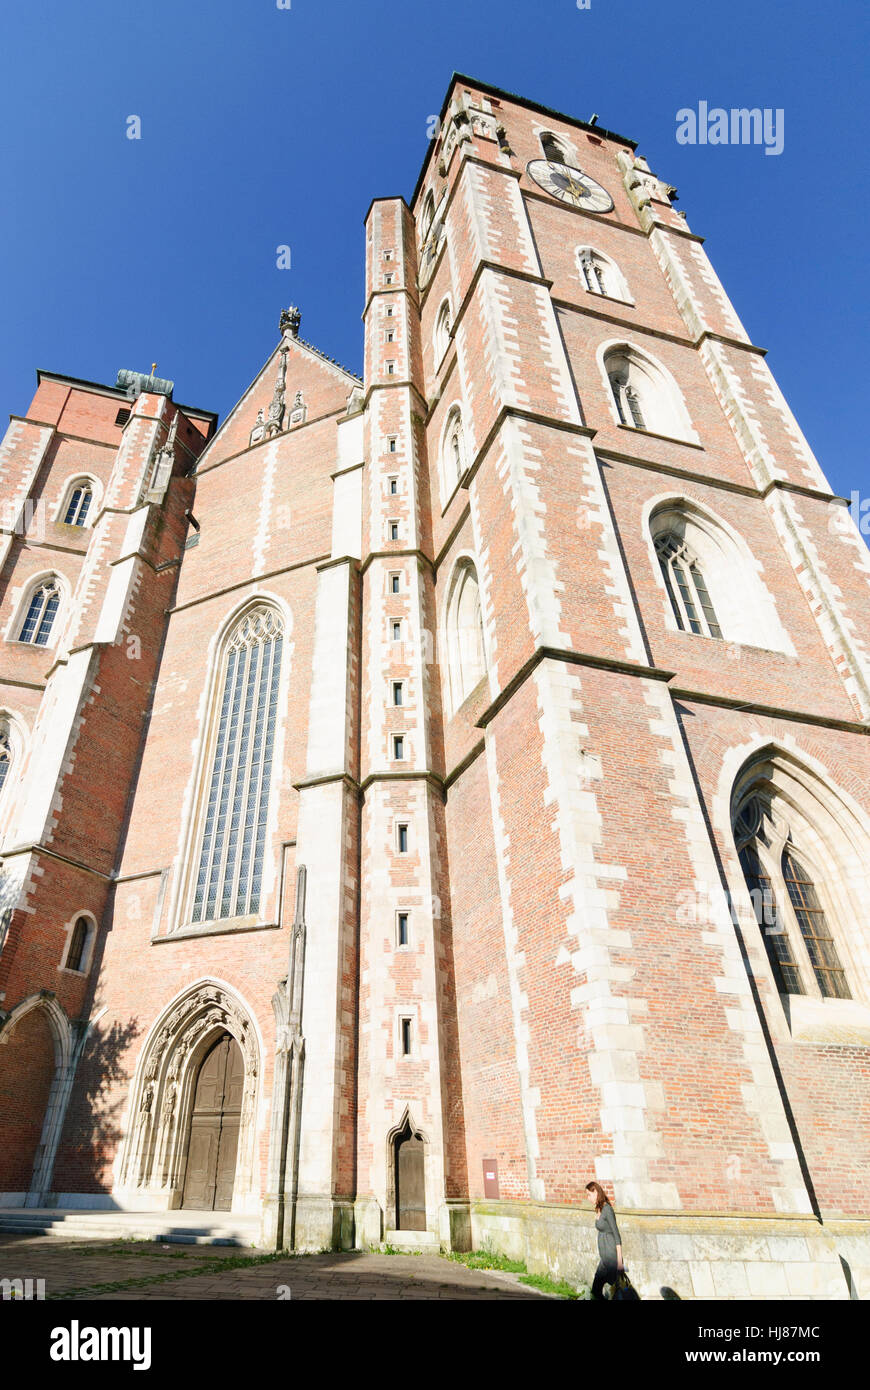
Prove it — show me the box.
[383,1228,441,1254]
[0,1209,260,1247]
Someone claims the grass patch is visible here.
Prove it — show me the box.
[48,1248,294,1300]
[519,1273,583,1299]
[442,1247,586,1298]
[443,1249,525,1274]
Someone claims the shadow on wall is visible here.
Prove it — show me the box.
[51,1016,142,1197]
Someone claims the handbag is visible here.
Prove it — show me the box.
[611,1268,640,1301]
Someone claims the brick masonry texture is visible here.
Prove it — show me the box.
[0,76,868,1299]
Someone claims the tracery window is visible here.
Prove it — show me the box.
[734,793,851,1001]
[578,249,632,303]
[445,559,487,712]
[434,299,452,363]
[603,344,695,441]
[442,408,467,501]
[654,531,722,639]
[191,606,283,924]
[63,484,92,527]
[0,727,10,795]
[18,579,60,646]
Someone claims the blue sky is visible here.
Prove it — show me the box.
[1,0,867,498]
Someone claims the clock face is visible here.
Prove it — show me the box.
[527,159,614,213]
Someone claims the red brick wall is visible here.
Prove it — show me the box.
[0,1006,55,1191]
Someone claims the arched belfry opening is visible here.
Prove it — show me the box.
[181,1032,244,1211]
[116,982,260,1214]
[389,1112,427,1232]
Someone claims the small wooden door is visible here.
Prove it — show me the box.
[182,1033,243,1211]
[395,1127,426,1231]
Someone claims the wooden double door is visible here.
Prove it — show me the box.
[181,1032,243,1211]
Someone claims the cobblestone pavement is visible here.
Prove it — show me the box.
[0,1234,556,1300]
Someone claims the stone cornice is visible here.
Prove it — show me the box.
[477,647,673,730]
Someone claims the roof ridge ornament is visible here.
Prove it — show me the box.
[280,305,301,338]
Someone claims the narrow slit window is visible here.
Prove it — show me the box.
[392,681,403,706]
[393,735,405,760]
[397,823,409,853]
[66,916,90,973]
[400,1018,412,1055]
[397,911,409,946]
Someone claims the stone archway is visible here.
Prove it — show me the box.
[115,982,260,1214]
[0,992,78,1206]
[386,1109,429,1233]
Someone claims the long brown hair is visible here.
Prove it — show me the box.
[586,1180,611,1214]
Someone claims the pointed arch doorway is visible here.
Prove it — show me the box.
[182,1032,243,1211]
[394,1118,426,1231]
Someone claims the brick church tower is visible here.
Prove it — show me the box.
[1,76,869,1300]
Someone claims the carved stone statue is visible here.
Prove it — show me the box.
[279,306,301,337]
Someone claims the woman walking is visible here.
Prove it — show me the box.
[586,1181,623,1300]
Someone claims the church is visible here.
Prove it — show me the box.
[1,74,868,1301]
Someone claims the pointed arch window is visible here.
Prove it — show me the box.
[734,792,852,1002]
[434,299,452,364]
[65,916,91,973]
[442,408,467,501]
[0,727,10,796]
[420,192,435,242]
[18,579,60,646]
[782,848,850,1000]
[63,484,92,526]
[578,249,632,304]
[582,252,608,296]
[602,344,696,442]
[446,559,487,711]
[191,606,284,924]
[611,377,645,428]
[655,532,722,638]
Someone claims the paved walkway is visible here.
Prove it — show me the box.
[0,1233,555,1300]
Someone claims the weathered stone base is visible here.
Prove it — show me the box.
[469,1201,866,1300]
[290,1194,355,1253]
